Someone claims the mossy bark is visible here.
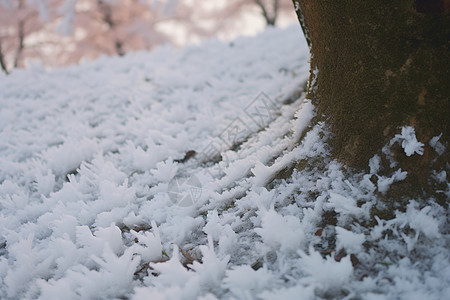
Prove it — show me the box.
[293,0,450,196]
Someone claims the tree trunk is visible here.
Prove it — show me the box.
[14,20,25,68]
[0,39,9,74]
[98,0,125,56]
[293,0,450,201]
[255,0,279,26]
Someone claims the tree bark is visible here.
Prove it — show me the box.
[293,0,450,199]
[0,39,9,74]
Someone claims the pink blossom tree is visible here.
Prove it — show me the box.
[66,0,170,62]
[174,0,295,42]
[0,0,208,69]
[0,0,55,73]
[199,0,294,29]
[65,0,212,63]
[0,0,296,72]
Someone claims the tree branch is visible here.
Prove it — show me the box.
[14,19,25,68]
[273,0,279,25]
[255,0,275,26]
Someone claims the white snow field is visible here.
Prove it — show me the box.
[1,26,449,299]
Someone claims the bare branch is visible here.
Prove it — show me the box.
[255,0,278,26]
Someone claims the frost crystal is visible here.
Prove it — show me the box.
[394,126,424,156]
[1,25,448,300]
[429,133,445,156]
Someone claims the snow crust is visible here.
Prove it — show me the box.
[1,26,449,299]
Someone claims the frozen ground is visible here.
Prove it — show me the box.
[0,26,449,299]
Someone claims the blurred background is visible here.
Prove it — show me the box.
[0,0,297,73]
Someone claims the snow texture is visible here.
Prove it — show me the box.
[394,126,424,157]
[0,26,449,299]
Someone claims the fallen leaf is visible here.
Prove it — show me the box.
[334,249,347,262]
[350,254,359,266]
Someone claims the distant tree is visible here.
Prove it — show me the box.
[200,0,293,29]
[64,0,180,62]
[0,0,216,70]
[0,0,296,72]
[0,37,8,73]
[254,0,280,26]
[49,0,209,64]
[0,0,54,73]
[292,1,449,204]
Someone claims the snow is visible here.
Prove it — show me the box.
[429,133,446,156]
[394,126,424,156]
[335,227,365,253]
[1,25,449,299]
[299,249,353,291]
[254,207,305,252]
[368,154,380,174]
[376,168,408,194]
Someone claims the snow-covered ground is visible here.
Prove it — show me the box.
[0,26,449,299]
